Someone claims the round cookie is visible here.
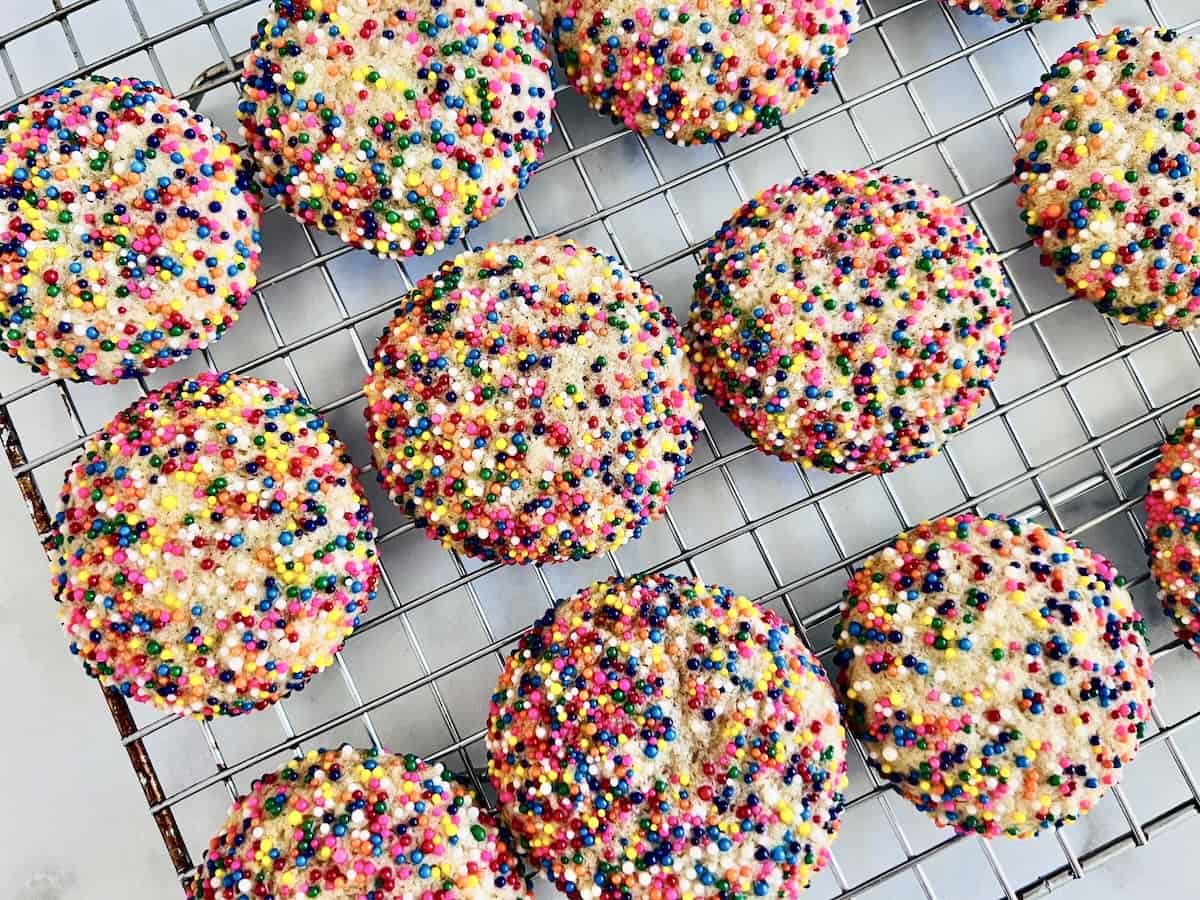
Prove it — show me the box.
[543,0,856,145]
[833,514,1154,838]
[950,0,1102,23]
[239,0,555,259]
[487,575,848,898]
[1146,404,1200,656]
[1013,27,1200,329]
[363,238,700,565]
[192,746,528,900]
[0,76,260,383]
[687,170,1011,474]
[51,372,378,719]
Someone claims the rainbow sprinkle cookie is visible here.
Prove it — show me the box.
[833,514,1154,838]
[1146,404,1200,656]
[0,76,260,383]
[545,0,856,145]
[239,0,555,259]
[363,238,700,565]
[192,746,529,899]
[687,171,1011,474]
[487,575,848,898]
[1014,28,1200,330]
[949,0,1102,23]
[51,372,378,719]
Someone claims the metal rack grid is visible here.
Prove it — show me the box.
[5,0,1200,897]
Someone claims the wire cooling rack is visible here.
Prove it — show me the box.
[7,0,1200,897]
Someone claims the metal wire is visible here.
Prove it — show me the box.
[5,1,1200,897]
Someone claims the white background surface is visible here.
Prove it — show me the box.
[4,0,1200,898]
[0,462,193,899]
[1,451,1199,896]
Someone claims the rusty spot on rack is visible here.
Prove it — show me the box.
[0,399,52,536]
[102,685,196,876]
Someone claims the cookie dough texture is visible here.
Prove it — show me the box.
[1146,404,1200,656]
[688,170,1011,474]
[52,372,378,719]
[0,76,260,383]
[363,238,700,564]
[950,0,1102,23]
[191,746,529,899]
[543,0,857,144]
[1014,27,1200,329]
[487,575,847,898]
[834,514,1154,838]
[240,0,555,258]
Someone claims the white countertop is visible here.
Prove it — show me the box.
[0,466,180,899]
[2,2,1200,898]
[3,452,1199,899]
